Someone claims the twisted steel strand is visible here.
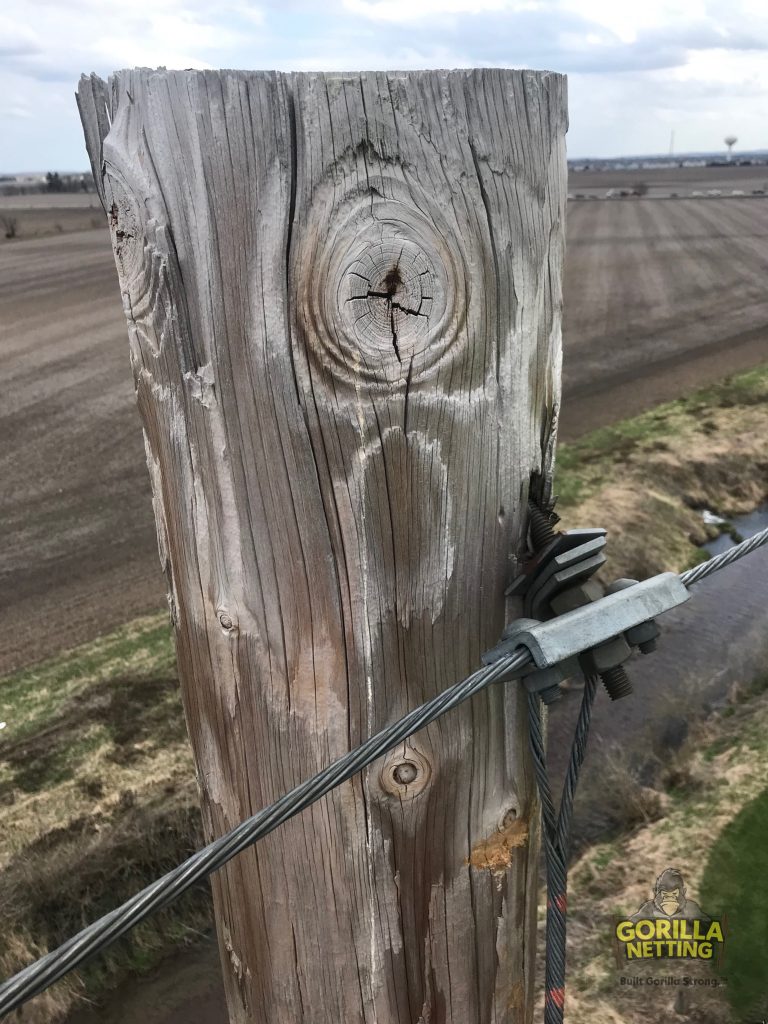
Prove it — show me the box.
[0,649,530,1016]
[680,524,768,587]
[528,676,599,1024]
[2,521,766,1018]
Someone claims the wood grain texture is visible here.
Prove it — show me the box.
[77,68,567,1023]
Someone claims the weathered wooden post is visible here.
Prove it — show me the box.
[78,68,567,1023]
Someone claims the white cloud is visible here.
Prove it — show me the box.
[3,0,261,78]
[1,103,33,118]
[0,14,41,56]
[1,0,767,170]
[343,0,515,21]
[558,0,708,44]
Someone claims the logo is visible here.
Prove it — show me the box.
[615,868,725,961]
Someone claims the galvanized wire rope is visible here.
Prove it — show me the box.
[0,649,530,1017]
[528,676,598,1024]
[680,523,768,587]
[1,524,766,1019]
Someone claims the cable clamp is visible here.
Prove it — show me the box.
[484,572,690,704]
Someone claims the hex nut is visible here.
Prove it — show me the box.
[578,635,632,675]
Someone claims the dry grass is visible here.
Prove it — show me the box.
[0,616,209,1023]
[538,685,768,1024]
[0,203,103,244]
[570,674,718,848]
[555,364,768,580]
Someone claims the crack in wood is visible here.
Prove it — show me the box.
[357,280,432,362]
[390,303,401,362]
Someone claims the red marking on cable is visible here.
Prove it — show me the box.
[546,987,565,1009]
[546,893,567,912]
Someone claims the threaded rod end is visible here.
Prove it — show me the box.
[600,666,633,701]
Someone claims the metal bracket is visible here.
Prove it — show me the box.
[482,617,581,703]
[501,572,689,670]
[493,521,691,702]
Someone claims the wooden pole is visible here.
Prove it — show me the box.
[78,68,567,1023]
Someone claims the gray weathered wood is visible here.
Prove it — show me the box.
[78,68,567,1023]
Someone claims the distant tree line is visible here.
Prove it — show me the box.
[0,172,97,197]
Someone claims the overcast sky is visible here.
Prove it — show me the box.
[2,0,766,172]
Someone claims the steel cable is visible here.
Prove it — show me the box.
[0,649,531,1016]
[528,675,599,1024]
[1,524,767,1018]
[680,523,768,587]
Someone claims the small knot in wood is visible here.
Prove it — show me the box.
[378,744,432,799]
[105,189,140,274]
[502,807,519,828]
[218,610,238,635]
[392,761,418,785]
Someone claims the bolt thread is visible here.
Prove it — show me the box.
[540,684,562,705]
[600,666,633,701]
[528,500,557,551]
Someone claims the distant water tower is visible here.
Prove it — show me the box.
[724,135,738,160]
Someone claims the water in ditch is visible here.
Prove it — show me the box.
[702,503,768,556]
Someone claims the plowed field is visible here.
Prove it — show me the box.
[2,195,767,671]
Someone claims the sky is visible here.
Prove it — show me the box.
[2,0,767,172]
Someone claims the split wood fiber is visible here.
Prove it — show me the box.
[78,68,567,1024]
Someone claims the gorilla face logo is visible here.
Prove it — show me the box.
[629,867,708,923]
[619,867,720,959]
[655,885,683,917]
[654,869,687,916]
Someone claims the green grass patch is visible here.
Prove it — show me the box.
[0,614,175,746]
[745,672,768,699]
[0,614,205,1023]
[702,736,733,763]
[591,844,617,871]
[700,787,768,1018]
[684,547,710,571]
[554,363,768,511]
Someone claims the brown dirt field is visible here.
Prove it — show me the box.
[1,192,767,675]
[0,230,166,674]
[569,162,768,196]
[560,197,768,433]
[0,195,102,243]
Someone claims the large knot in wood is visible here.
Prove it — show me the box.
[298,183,468,390]
[341,237,433,366]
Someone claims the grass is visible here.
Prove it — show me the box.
[556,364,768,507]
[0,205,103,245]
[0,617,175,746]
[0,616,208,1024]
[554,363,768,580]
[548,679,768,1024]
[1,363,766,1021]
[700,787,768,1019]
